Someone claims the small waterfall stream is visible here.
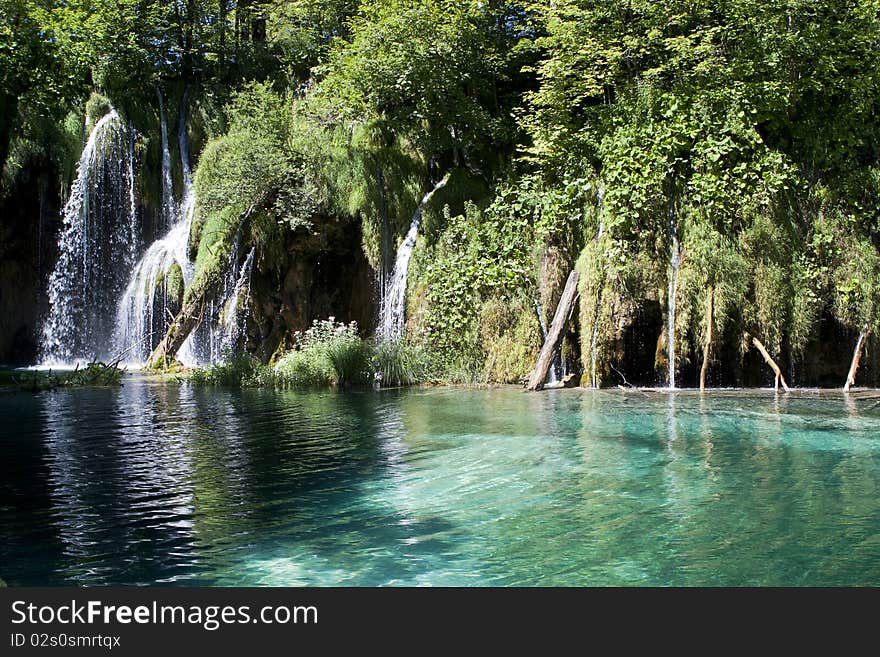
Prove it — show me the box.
[667,199,681,389]
[156,87,174,230]
[589,185,605,388]
[378,174,449,340]
[188,230,255,364]
[41,109,139,365]
[112,210,195,364]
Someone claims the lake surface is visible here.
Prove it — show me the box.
[1,378,879,586]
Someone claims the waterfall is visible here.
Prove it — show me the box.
[41,109,139,366]
[112,211,195,364]
[589,184,605,388]
[187,230,255,364]
[378,174,450,340]
[112,89,197,365]
[667,199,681,389]
[213,246,256,360]
[156,88,174,230]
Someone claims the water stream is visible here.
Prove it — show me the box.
[113,90,196,365]
[40,110,139,365]
[378,174,449,340]
[667,199,681,389]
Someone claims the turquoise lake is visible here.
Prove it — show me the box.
[1,378,879,586]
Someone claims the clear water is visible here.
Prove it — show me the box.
[1,381,879,586]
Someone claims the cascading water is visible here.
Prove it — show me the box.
[192,245,256,364]
[223,247,256,351]
[41,109,139,365]
[589,185,605,389]
[113,89,196,365]
[112,212,194,364]
[156,87,174,230]
[378,174,450,340]
[187,220,256,365]
[667,199,681,389]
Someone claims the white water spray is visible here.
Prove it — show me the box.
[41,109,139,365]
[667,199,681,389]
[113,89,196,365]
[378,174,450,340]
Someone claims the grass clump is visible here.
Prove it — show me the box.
[189,318,500,390]
[188,352,272,387]
[372,339,430,387]
[189,319,443,389]
[13,361,124,391]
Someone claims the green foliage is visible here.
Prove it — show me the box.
[317,0,524,161]
[85,92,112,130]
[417,200,534,364]
[372,338,430,387]
[14,361,124,391]
[275,318,372,388]
[273,348,335,388]
[479,296,541,384]
[324,328,373,386]
[188,351,273,387]
[268,0,360,79]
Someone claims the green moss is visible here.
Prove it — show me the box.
[165,262,184,306]
[186,206,243,306]
[85,92,113,132]
[480,295,541,383]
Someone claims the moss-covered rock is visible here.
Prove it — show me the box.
[165,262,184,308]
[480,295,542,384]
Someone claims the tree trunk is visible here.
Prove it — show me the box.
[844,323,870,393]
[527,270,579,391]
[147,298,204,368]
[700,287,714,392]
[751,336,790,392]
[218,0,228,66]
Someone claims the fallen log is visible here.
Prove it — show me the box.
[147,298,204,369]
[750,335,790,392]
[147,204,257,369]
[527,270,579,391]
[844,322,870,393]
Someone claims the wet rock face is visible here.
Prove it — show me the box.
[0,170,60,365]
[247,216,376,363]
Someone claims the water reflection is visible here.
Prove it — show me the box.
[0,383,879,586]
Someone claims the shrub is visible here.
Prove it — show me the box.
[188,351,272,387]
[275,318,373,388]
[274,348,334,388]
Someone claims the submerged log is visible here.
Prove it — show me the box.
[750,335,790,392]
[844,323,870,393]
[527,270,579,391]
[700,287,714,392]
